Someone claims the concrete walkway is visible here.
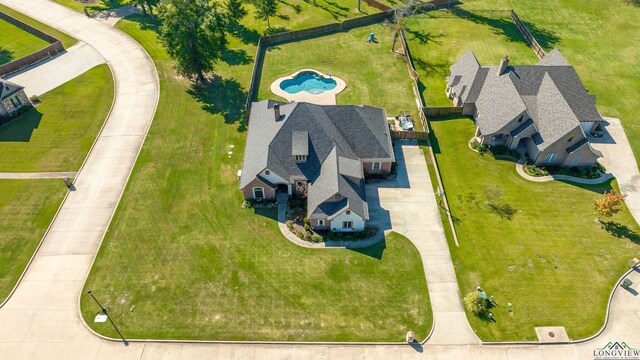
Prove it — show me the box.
[6,42,105,97]
[0,1,159,360]
[0,171,77,179]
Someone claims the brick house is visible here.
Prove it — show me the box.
[0,78,31,124]
[239,100,395,232]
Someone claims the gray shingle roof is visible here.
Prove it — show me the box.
[537,48,569,66]
[447,50,480,103]
[534,73,582,151]
[510,118,534,137]
[241,100,392,218]
[474,66,527,134]
[0,78,24,101]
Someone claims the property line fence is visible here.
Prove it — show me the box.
[390,130,428,140]
[424,106,463,117]
[363,0,391,12]
[245,0,455,119]
[0,11,65,77]
[511,10,546,59]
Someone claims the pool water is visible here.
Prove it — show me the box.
[280,71,337,95]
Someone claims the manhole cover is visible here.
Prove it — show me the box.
[548,331,555,338]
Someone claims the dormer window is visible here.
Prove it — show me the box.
[265,170,270,175]
[295,155,307,162]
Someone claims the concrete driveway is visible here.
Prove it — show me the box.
[6,42,105,97]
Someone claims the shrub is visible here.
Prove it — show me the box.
[470,139,488,155]
[463,291,489,317]
[242,200,254,208]
[304,224,310,231]
[29,95,41,105]
[296,231,304,239]
[303,217,310,225]
[311,234,323,243]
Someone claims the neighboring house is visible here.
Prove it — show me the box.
[446,49,602,167]
[0,78,31,123]
[240,100,395,232]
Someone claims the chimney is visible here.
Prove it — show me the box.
[497,54,509,76]
[274,104,281,121]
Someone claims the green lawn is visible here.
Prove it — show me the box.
[80,15,432,342]
[0,180,67,302]
[257,23,417,124]
[428,117,640,341]
[0,5,77,49]
[406,0,640,165]
[0,64,114,172]
[0,19,50,65]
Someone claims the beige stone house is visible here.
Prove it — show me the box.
[0,78,31,123]
[446,49,602,167]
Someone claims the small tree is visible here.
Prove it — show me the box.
[254,0,278,28]
[131,0,160,15]
[463,291,488,317]
[225,0,248,22]
[385,1,418,53]
[593,190,627,220]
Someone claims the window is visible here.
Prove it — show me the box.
[372,162,381,171]
[9,97,19,108]
[253,187,264,199]
[265,170,270,175]
[295,155,307,162]
[567,136,574,142]
[346,210,351,215]
[545,153,557,163]
[517,115,524,123]
[318,219,325,226]
[572,155,581,165]
[342,221,353,229]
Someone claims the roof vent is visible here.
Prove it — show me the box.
[274,104,281,121]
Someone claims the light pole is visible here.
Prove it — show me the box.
[86,290,129,346]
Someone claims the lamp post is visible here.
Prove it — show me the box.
[86,290,129,346]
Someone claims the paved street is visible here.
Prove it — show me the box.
[0,1,638,359]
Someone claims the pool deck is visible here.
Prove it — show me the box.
[270,68,345,105]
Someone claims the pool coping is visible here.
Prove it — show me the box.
[270,68,346,105]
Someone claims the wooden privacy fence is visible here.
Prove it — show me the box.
[511,10,546,59]
[0,11,65,77]
[424,106,463,117]
[391,130,428,141]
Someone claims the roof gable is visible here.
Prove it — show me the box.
[0,78,24,100]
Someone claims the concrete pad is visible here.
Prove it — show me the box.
[139,343,183,359]
[535,327,570,343]
[422,255,459,283]
[7,42,105,97]
[177,344,221,359]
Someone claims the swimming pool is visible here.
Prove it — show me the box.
[279,71,337,95]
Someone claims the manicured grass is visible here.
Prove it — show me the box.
[80,15,432,342]
[0,5,77,49]
[406,0,640,166]
[257,23,417,124]
[0,19,49,65]
[0,64,114,172]
[0,180,67,302]
[405,8,539,106]
[428,117,640,341]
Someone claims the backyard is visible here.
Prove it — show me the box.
[0,18,49,65]
[0,5,76,49]
[257,23,418,126]
[429,117,640,341]
[0,180,67,301]
[0,64,114,172]
[80,15,432,342]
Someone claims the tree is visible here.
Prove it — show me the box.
[254,0,278,28]
[225,0,248,22]
[593,190,627,220]
[463,291,489,317]
[131,0,160,15]
[385,1,418,53]
[157,0,227,81]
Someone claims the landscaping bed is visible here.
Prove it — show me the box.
[428,117,640,341]
[522,160,606,180]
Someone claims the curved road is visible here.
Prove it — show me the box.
[0,1,638,359]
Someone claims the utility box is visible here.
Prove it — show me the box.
[406,331,415,343]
